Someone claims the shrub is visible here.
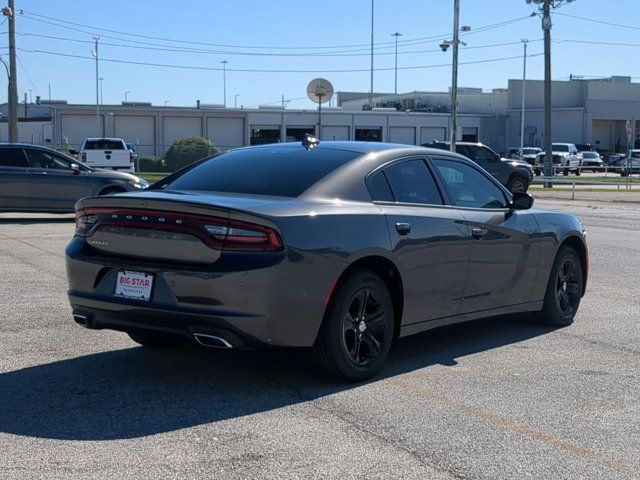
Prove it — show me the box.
[137,156,166,173]
[164,136,219,172]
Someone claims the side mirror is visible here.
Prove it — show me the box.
[69,149,78,156]
[69,163,81,174]
[511,192,534,210]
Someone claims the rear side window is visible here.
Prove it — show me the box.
[161,147,360,197]
[383,159,442,205]
[368,171,394,202]
[84,140,125,150]
[0,148,28,168]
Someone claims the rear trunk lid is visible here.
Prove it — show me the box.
[76,190,287,264]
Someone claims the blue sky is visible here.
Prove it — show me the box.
[3,0,639,109]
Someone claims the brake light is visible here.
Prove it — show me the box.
[74,208,283,252]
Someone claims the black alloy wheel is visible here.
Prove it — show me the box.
[535,246,583,326]
[507,175,528,194]
[312,271,394,382]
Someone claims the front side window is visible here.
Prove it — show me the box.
[475,146,498,162]
[0,148,28,168]
[431,158,507,209]
[25,150,72,170]
[382,159,442,205]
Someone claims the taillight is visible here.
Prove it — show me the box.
[75,210,98,237]
[74,208,283,252]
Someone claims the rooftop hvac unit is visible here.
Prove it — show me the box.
[402,98,416,110]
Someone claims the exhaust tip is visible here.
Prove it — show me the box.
[73,313,89,327]
[193,333,233,349]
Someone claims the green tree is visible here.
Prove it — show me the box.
[164,136,219,172]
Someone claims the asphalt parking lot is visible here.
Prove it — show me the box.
[0,197,638,480]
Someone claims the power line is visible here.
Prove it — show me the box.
[555,12,640,32]
[15,54,39,94]
[12,31,542,58]
[555,39,640,48]
[13,45,543,74]
[18,9,534,53]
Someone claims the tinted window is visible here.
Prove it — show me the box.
[25,149,72,170]
[552,144,569,152]
[383,159,442,205]
[0,148,28,168]
[474,147,498,161]
[432,158,507,209]
[84,140,125,150]
[368,171,394,202]
[161,147,360,197]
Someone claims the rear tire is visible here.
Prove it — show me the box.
[128,331,181,348]
[312,271,394,382]
[534,246,583,327]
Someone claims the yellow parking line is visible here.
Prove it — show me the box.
[403,354,639,378]
[388,378,640,478]
[0,231,65,258]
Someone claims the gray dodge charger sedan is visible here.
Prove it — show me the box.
[65,140,588,381]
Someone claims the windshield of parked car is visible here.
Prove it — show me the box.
[157,147,361,197]
[629,151,640,159]
[582,152,599,159]
[552,144,569,152]
[522,148,540,155]
[84,140,125,150]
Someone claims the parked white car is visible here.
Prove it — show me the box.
[552,143,580,176]
[77,138,135,172]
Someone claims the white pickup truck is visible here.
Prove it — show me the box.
[77,137,135,172]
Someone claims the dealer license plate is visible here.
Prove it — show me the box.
[114,271,154,301]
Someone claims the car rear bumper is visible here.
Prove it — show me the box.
[65,237,340,348]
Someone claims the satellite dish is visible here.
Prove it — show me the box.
[307,78,334,105]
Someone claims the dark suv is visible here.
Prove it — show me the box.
[423,141,533,194]
[0,143,149,213]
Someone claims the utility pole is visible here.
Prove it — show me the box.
[369,0,374,107]
[221,60,228,107]
[99,77,104,105]
[93,36,100,135]
[5,0,18,142]
[520,39,528,154]
[450,0,460,152]
[391,31,402,95]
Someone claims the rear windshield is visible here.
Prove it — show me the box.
[159,147,361,197]
[552,144,569,152]
[84,140,125,150]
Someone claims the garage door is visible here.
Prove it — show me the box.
[420,127,446,144]
[207,117,244,150]
[60,115,105,148]
[389,126,416,145]
[322,126,349,141]
[114,116,155,156]
[163,117,203,152]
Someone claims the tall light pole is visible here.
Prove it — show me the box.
[391,31,402,95]
[3,0,18,142]
[369,0,374,107]
[221,60,228,107]
[124,90,131,102]
[92,36,100,134]
[520,39,528,154]
[99,77,104,105]
[234,94,240,109]
[527,0,575,184]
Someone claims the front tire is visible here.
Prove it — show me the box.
[534,246,583,327]
[506,175,528,194]
[127,331,181,348]
[312,271,394,382]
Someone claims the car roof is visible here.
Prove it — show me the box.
[0,142,59,150]
[84,137,125,141]
[243,140,425,155]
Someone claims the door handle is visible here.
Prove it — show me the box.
[395,222,411,235]
[471,227,486,239]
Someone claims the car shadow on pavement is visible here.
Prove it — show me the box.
[0,314,556,441]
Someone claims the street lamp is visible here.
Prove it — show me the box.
[440,0,469,152]
[519,39,528,155]
[124,91,131,102]
[99,77,104,105]
[221,60,228,107]
[234,94,240,109]
[164,99,170,106]
[391,31,402,95]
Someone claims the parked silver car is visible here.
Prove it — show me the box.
[0,143,148,213]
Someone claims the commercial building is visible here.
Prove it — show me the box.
[1,75,639,157]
